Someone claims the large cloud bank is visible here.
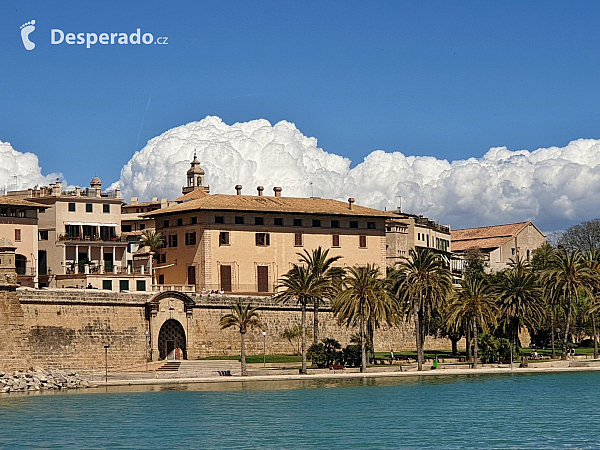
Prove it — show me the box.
[116,116,600,231]
[0,141,63,193]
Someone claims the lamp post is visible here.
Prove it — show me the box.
[145,331,149,373]
[262,331,267,368]
[104,345,110,383]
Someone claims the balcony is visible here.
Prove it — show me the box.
[58,234,124,242]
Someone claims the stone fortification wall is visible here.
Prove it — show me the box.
[0,289,453,371]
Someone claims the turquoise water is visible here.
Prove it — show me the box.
[0,372,598,449]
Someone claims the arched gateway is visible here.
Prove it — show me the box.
[147,291,195,361]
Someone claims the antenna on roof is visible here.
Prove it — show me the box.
[309,181,314,198]
[395,194,402,213]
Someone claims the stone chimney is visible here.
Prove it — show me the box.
[115,188,121,199]
[52,180,62,197]
[151,197,158,202]
[235,185,242,195]
[273,187,282,197]
[130,197,138,205]
[75,187,81,197]
[257,186,264,197]
[348,198,355,210]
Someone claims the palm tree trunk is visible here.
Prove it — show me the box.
[550,311,556,359]
[360,299,367,373]
[240,330,247,376]
[368,320,374,364]
[465,321,472,362]
[415,311,424,371]
[301,300,307,374]
[472,318,478,369]
[313,299,319,344]
[593,314,598,359]
[562,290,573,360]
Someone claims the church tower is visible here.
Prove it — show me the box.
[182,152,210,195]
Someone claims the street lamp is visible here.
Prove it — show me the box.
[145,331,149,373]
[104,345,110,383]
[262,331,267,368]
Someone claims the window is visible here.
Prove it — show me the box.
[255,217,264,225]
[119,280,129,292]
[121,224,132,232]
[168,234,178,247]
[235,216,244,224]
[294,233,303,246]
[418,233,421,240]
[367,222,375,229]
[86,203,93,213]
[136,280,146,291]
[163,220,170,228]
[274,218,283,226]
[191,217,197,225]
[159,253,167,264]
[312,219,321,227]
[158,274,165,284]
[103,204,110,213]
[255,232,270,246]
[177,218,183,226]
[185,232,197,245]
[293,218,302,227]
[215,216,224,224]
[14,229,21,242]
[102,280,112,290]
[527,249,530,260]
[331,220,340,228]
[332,235,340,247]
[350,221,359,229]
[359,235,367,248]
[220,232,230,246]
[39,230,49,240]
[511,248,515,255]
[68,203,75,212]
[139,224,145,230]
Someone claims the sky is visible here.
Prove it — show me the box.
[1,1,600,231]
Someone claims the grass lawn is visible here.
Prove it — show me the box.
[201,354,303,364]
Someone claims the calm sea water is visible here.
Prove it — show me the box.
[0,372,597,449]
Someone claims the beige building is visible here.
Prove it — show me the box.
[144,160,391,293]
[0,197,46,287]
[9,178,151,291]
[386,212,451,267]
[451,221,546,273]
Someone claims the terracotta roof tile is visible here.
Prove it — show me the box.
[144,194,392,218]
[451,222,531,252]
[174,190,211,202]
[0,196,47,208]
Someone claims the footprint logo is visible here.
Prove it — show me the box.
[20,20,36,50]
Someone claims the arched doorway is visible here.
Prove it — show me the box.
[158,319,187,360]
[15,254,27,275]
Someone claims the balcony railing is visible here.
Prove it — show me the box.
[58,235,124,242]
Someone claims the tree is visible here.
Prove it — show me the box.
[275,264,330,374]
[139,230,165,254]
[532,243,559,358]
[332,265,394,372]
[544,249,596,360]
[558,219,600,253]
[219,301,262,376]
[297,247,343,343]
[583,249,600,359]
[280,325,312,355]
[395,249,452,371]
[446,277,498,368]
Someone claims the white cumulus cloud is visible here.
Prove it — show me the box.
[114,116,600,231]
[0,140,64,193]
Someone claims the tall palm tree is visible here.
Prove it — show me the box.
[219,301,262,376]
[544,249,596,360]
[446,277,498,368]
[297,247,343,343]
[274,264,330,374]
[496,266,544,349]
[139,230,165,254]
[332,264,394,372]
[583,249,600,358]
[395,249,452,371]
[532,244,558,358]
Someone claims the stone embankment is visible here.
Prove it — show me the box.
[0,368,92,393]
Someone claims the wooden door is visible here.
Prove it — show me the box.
[187,266,196,285]
[220,265,232,292]
[257,265,269,292]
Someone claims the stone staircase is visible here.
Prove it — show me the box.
[157,361,181,372]
[156,360,240,377]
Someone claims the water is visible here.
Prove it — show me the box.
[0,372,597,449]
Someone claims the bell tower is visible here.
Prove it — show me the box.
[182,151,210,195]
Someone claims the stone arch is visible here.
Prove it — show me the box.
[158,319,187,360]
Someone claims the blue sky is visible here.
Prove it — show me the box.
[1,1,600,191]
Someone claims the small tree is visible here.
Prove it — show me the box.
[280,325,312,355]
[219,301,262,376]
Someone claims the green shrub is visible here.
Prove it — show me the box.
[342,344,362,367]
[478,333,499,363]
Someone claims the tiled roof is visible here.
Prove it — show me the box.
[0,196,46,209]
[451,222,531,252]
[123,201,163,209]
[143,194,393,218]
[174,190,211,202]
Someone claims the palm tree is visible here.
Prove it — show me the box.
[544,249,596,360]
[532,244,558,358]
[274,264,330,374]
[446,278,498,368]
[219,301,262,376]
[496,264,544,349]
[139,230,165,254]
[297,247,343,343]
[395,249,452,371]
[332,264,394,372]
[583,249,600,359]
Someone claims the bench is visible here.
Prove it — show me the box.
[329,364,344,372]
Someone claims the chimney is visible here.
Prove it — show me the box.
[115,188,121,199]
[257,186,264,197]
[75,187,81,197]
[130,197,138,205]
[235,185,242,195]
[151,197,158,202]
[273,187,282,197]
[348,198,355,210]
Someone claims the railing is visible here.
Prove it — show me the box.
[152,284,196,293]
[58,235,124,242]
